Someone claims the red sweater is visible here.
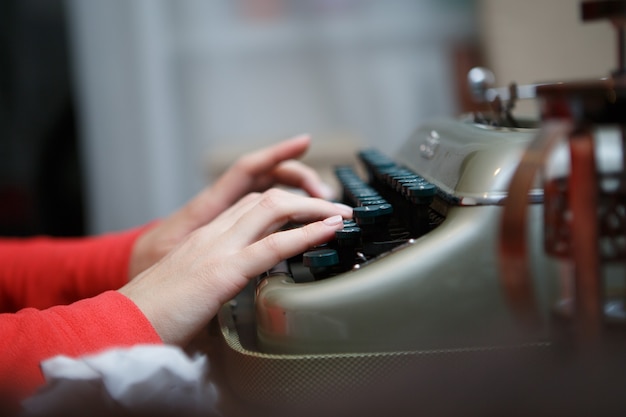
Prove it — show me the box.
[0,228,162,409]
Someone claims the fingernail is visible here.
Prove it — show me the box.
[290,133,311,142]
[323,215,343,225]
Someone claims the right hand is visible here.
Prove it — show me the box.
[119,188,352,345]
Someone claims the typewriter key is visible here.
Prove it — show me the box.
[303,248,340,280]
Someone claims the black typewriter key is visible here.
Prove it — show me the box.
[386,175,416,207]
[303,248,340,279]
[358,150,395,182]
[359,150,395,168]
[353,203,393,224]
[303,248,339,267]
[407,183,437,202]
[396,177,421,192]
[405,182,437,236]
[353,203,394,243]
[350,188,378,199]
[359,199,387,207]
[335,148,435,257]
[399,178,426,195]
[335,226,362,246]
[379,168,403,183]
[390,176,417,191]
[335,226,362,270]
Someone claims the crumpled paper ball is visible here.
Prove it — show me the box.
[21,344,221,417]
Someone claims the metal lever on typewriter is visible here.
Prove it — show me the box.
[467,67,547,127]
[498,0,626,351]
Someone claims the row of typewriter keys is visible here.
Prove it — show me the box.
[358,148,437,237]
[301,148,437,280]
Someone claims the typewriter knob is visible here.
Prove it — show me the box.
[467,67,496,103]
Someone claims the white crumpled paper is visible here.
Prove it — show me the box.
[21,344,221,417]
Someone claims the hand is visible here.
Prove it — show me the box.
[128,135,335,278]
[119,189,352,345]
[208,133,335,206]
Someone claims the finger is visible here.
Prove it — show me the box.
[236,134,312,177]
[225,189,351,247]
[191,134,313,221]
[200,192,261,237]
[272,160,335,200]
[237,215,345,278]
[188,215,346,322]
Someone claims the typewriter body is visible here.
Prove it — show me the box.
[253,118,557,355]
[207,2,626,415]
[209,119,558,416]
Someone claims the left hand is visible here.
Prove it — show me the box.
[120,188,352,345]
[128,134,335,278]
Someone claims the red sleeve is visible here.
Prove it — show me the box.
[0,226,150,312]
[0,291,162,409]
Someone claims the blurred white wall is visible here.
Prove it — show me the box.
[66,0,477,234]
[66,0,188,234]
[478,0,614,116]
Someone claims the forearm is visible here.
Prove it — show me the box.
[0,291,161,409]
[0,226,148,312]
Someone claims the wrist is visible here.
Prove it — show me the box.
[127,221,164,280]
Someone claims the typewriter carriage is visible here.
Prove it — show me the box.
[498,1,626,352]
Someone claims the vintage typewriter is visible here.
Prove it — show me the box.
[205,2,626,416]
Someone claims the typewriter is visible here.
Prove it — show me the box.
[252,119,555,355]
[206,2,626,416]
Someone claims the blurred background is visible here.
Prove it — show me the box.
[0,0,612,236]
